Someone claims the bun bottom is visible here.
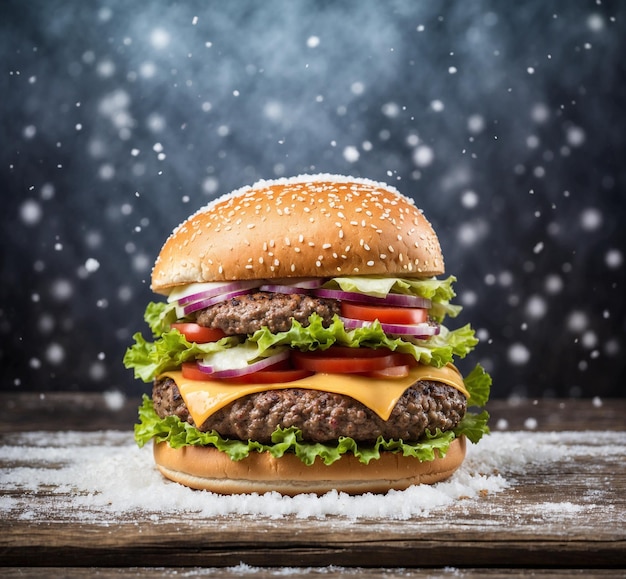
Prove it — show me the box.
[153,436,466,495]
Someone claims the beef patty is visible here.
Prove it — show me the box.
[195,292,340,335]
[152,377,467,444]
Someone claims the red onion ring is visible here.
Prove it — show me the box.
[314,288,431,309]
[339,316,440,337]
[259,284,309,294]
[179,288,255,316]
[175,280,261,306]
[197,349,290,378]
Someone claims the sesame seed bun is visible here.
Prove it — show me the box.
[153,436,466,496]
[151,174,444,293]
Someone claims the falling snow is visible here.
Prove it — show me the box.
[0,2,624,398]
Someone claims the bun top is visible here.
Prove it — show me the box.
[151,174,444,293]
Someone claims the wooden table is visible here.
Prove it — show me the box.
[1,393,624,578]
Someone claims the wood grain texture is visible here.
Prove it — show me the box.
[1,568,625,578]
[1,394,625,573]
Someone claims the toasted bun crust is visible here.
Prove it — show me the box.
[151,174,444,293]
[153,436,466,495]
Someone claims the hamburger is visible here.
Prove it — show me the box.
[125,174,491,495]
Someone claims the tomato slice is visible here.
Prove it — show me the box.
[182,362,213,381]
[341,303,428,325]
[181,362,312,383]
[171,323,227,343]
[292,348,399,374]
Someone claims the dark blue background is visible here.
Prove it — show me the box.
[1,0,624,399]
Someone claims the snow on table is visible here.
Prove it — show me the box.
[1,397,625,570]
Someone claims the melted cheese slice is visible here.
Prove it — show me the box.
[162,365,469,428]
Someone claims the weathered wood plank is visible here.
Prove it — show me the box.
[0,567,624,579]
[1,517,625,568]
[1,395,624,571]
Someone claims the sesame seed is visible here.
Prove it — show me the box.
[322,243,331,249]
[218,265,224,274]
[316,260,322,267]
[366,260,375,267]
[298,234,304,243]
[247,223,255,229]
[291,263,296,272]
[294,247,301,253]
[285,237,291,246]
[388,245,395,253]
[380,254,387,260]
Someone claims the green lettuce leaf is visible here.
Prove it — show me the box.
[123,330,240,382]
[426,324,479,360]
[250,314,478,364]
[464,363,492,408]
[134,395,465,466]
[454,410,490,445]
[144,301,178,336]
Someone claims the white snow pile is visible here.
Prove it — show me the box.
[1,429,624,522]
